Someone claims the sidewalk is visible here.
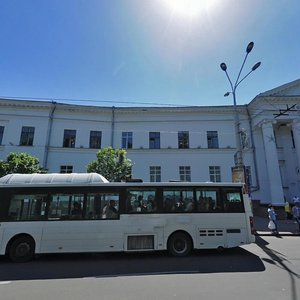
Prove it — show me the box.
[253,216,300,236]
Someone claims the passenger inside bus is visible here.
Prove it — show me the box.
[103,200,118,219]
[71,201,82,219]
[185,199,195,212]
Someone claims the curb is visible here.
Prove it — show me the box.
[255,231,300,237]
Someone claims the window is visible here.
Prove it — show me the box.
[19,126,35,146]
[149,132,160,149]
[86,193,119,219]
[196,188,221,212]
[0,126,4,145]
[179,166,191,182]
[60,165,73,173]
[223,188,244,212]
[122,132,133,149]
[125,189,157,213]
[63,129,76,148]
[48,194,84,220]
[209,166,221,182]
[207,131,219,148]
[178,131,189,149]
[150,166,161,182]
[8,194,47,221]
[89,131,102,149]
[163,189,195,213]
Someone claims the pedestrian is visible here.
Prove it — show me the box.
[284,200,292,220]
[267,204,278,234]
[292,202,300,231]
[292,195,300,204]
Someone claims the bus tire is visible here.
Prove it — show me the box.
[168,232,192,257]
[8,235,35,263]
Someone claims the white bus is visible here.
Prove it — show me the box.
[0,173,255,262]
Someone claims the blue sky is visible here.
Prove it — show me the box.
[0,0,299,107]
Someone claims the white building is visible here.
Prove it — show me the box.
[1,79,300,205]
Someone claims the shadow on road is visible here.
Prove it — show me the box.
[256,236,300,300]
[0,247,265,281]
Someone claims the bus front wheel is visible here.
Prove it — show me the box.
[168,232,192,257]
[8,236,35,263]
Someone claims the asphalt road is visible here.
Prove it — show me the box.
[0,236,299,300]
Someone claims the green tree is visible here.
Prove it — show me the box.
[0,152,47,177]
[87,147,132,182]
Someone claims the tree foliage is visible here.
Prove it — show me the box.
[0,152,47,177]
[87,147,132,182]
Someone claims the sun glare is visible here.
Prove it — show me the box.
[162,0,213,17]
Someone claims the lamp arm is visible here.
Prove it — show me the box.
[235,69,253,89]
[234,53,249,88]
[224,70,234,93]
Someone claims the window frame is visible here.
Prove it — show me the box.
[122,132,133,149]
[89,130,102,149]
[150,166,161,182]
[60,165,73,174]
[19,126,35,146]
[63,129,76,148]
[178,131,189,149]
[207,131,219,149]
[179,166,191,182]
[209,166,221,182]
[149,132,160,149]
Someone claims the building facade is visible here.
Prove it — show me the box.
[1,79,300,205]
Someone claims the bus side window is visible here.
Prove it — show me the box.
[224,190,244,212]
[197,196,207,212]
[48,194,84,220]
[86,193,119,219]
[85,194,102,219]
[8,194,47,221]
[163,189,194,213]
[125,190,156,213]
[102,194,119,219]
[196,189,221,212]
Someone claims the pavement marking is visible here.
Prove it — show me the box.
[0,281,11,285]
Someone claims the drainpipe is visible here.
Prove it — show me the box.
[246,105,260,192]
[43,101,56,169]
[111,106,115,148]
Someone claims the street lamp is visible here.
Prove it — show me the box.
[220,42,261,182]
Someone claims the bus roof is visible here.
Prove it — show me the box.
[0,173,243,188]
[0,173,109,186]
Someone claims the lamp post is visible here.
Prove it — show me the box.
[220,42,261,183]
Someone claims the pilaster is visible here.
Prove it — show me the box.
[291,120,300,170]
[261,120,284,205]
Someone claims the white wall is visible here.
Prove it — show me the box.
[1,84,300,206]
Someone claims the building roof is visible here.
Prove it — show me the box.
[256,79,300,97]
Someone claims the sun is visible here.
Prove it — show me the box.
[162,0,212,17]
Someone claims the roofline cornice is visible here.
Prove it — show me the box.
[0,98,248,114]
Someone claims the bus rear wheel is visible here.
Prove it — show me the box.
[8,236,35,263]
[168,232,192,257]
